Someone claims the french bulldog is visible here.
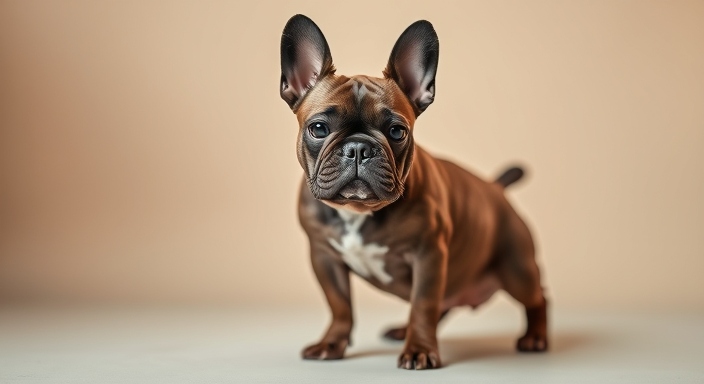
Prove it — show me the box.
[279,14,548,370]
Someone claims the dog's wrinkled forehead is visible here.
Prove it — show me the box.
[295,75,416,129]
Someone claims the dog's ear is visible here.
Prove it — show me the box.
[280,15,335,110]
[384,21,439,115]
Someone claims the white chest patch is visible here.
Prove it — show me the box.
[328,210,392,284]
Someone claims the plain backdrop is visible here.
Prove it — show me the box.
[1,0,702,311]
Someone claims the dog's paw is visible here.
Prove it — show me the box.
[516,331,548,352]
[397,347,441,370]
[382,325,407,341]
[301,339,348,360]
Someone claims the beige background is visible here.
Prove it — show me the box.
[0,0,702,311]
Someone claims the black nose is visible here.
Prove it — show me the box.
[342,142,375,161]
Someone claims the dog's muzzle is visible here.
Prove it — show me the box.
[313,137,397,202]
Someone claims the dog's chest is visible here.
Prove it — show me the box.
[327,210,393,284]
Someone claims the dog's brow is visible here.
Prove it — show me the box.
[322,106,338,116]
[307,106,338,123]
[379,107,410,127]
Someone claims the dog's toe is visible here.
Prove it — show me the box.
[516,332,548,352]
[397,349,441,370]
[302,340,348,360]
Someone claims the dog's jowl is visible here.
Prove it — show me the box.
[279,14,548,370]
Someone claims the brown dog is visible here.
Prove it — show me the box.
[279,15,548,370]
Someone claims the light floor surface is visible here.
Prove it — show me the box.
[1,300,703,383]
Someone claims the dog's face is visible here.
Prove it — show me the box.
[280,15,439,213]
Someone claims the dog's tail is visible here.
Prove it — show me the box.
[494,166,525,188]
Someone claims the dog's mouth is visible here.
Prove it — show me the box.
[318,177,400,213]
[335,179,378,201]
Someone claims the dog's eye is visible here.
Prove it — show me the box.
[388,125,407,141]
[308,122,330,139]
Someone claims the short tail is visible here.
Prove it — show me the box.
[494,166,525,188]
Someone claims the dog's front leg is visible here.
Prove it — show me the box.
[301,244,353,360]
[398,242,448,370]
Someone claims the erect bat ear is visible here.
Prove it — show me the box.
[383,20,439,116]
[279,14,335,110]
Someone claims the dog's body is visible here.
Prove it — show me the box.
[280,15,548,370]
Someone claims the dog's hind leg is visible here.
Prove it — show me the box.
[495,212,549,352]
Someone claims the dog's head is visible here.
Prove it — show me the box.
[280,15,438,213]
